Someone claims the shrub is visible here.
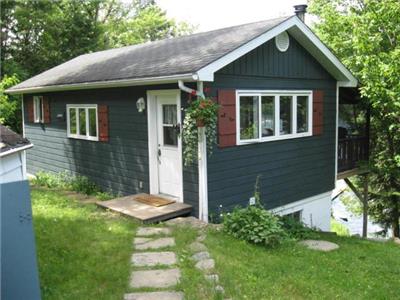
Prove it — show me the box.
[32,171,111,198]
[70,175,99,195]
[280,216,319,240]
[331,219,350,236]
[223,205,287,247]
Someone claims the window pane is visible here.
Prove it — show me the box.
[297,96,308,133]
[163,105,177,125]
[79,108,86,135]
[261,96,274,137]
[163,126,178,146]
[240,96,259,140]
[280,96,292,135]
[69,108,77,134]
[34,97,43,122]
[88,108,97,137]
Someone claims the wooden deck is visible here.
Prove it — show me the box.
[96,194,192,223]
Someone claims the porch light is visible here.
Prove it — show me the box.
[136,97,146,113]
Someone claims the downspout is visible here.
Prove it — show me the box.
[178,80,205,99]
[178,80,208,223]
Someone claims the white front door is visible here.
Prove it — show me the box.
[150,91,183,200]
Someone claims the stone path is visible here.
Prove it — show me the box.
[124,227,183,300]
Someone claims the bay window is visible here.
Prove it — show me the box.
[67,104,98,141]
[237,91,312,144]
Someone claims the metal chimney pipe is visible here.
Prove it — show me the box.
[294,4,308,22]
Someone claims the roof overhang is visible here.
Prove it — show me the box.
[0,143,33,158]
[195,16,358,87]
[6,16,357,95]
[6,73,196,95]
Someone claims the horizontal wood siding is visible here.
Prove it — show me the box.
[207,34,337,214]
[24,85,199,213]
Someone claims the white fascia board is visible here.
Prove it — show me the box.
[6,73,195,95]
[195,16,358,87]
[0,144,33,158]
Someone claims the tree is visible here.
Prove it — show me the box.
[0,75,21,133]
[309,0,400,237]
[0,0,194,132]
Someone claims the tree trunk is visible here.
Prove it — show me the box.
[362,175,368,238]
[392,198,400,238]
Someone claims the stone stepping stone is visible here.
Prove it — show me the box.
[189,241,207,252]
[124,291,184,300]
[205,274,219,283]
[132,251,176,267]
[299,240,339,252]
[130,268,181,288]
[191,251,210,262]
[195,258,215,271]
[134,237,175,250]
[137,227,171,236]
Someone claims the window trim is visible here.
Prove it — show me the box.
[33,96,44,123]
[236,90,313,145]
[66,104,99,141]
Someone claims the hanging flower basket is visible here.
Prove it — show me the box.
[196,118,205,127]
[182,98,219,166]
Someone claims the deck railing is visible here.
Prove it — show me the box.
[338,136,369,173]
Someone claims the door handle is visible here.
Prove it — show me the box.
[157,148,161,164]
[173,123,181,134]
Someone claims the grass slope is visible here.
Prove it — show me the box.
[206,230,400,299]
[32,187,137,300]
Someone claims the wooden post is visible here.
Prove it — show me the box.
[362,174,369,238]
[344,176,369,238]
[198,126,208,223]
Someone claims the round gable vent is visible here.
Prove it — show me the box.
[275,31,290,52]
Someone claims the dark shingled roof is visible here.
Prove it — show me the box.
[9,16,289,91]
[0,125,32,155]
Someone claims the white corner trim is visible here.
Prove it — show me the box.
[198,127,209,223]
[195,16,357,87]
[335,83,339,186]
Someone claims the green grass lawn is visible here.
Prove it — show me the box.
[205,229,400,299]
[31,187,137,300]
[31,186,400,300]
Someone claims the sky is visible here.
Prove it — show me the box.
[156,0,314,32]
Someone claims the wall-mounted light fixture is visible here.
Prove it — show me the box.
[136,97,146,113]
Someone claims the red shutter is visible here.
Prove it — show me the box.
[218,89,236,147]
[98,105,109,142]
[313,90,324,135]
[43,96,51,123]
[25,96,34,123]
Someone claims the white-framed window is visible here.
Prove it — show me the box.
[33,96,44,123]
[236,90,312,144]
[66,104,98,141]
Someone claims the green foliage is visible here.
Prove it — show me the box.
[32,171,113,199]
[331,218,351,236]
[223,205,287,247]
[1,0,194,131]
[0,75,22,132]
[206,227,400,299]
[32,187,136,299]
[182,98,219,166]
[106,4,194,47]
[280,216,319,240]
[309,0,400,237]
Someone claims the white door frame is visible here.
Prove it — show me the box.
[147,89,183,202]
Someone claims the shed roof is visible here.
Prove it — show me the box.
[0,125,32,157]
[6,15,357,94]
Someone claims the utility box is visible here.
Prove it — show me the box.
[1,180,41,300]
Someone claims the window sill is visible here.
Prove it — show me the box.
[237,132,312,145]
[67,135,99,142]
